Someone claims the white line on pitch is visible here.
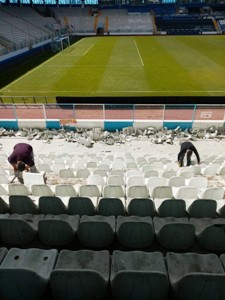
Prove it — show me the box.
[5,90,225,93]
[134,39,144,67]
[0,50,63,91]
[83,44,94,56]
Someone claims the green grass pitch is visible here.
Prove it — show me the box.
[1,35,225,102]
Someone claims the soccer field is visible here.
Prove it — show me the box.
[1,35,225,100]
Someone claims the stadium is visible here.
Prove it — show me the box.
[1,0,225,300]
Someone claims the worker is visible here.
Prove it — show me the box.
[178,141,200,167]
[8,143,38,183]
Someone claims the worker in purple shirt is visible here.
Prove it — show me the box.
[8,143,38,183]
[178,141,200,167]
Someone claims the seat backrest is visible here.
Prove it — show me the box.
[146,177,167,188]
[107,175,125,186]
[103,185,125,198]
[23,172,45,189]
[8,184,31,196]
[126,185,149,199]
[173,186,198,200]
[79,184,101,197]
[167,176,185,187]
[87,175,106,186]
[31,184,54,197]
[151,186,173,200]
[126,175,145,187]
[199,187,224,200]
[186,176,207,188]
[59,169,75,178]
[55,184,77,197]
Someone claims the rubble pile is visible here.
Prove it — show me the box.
[0,125,225,148]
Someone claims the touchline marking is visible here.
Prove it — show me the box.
[63,44,94,56]
[1,50,63,91]
[134,40,144,67]
[83,44,94,56]
[43,64,144,67]
[5,90,225,93]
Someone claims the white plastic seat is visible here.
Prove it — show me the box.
[143,170,159,178]
[178,171,195,179]
[198,187,224,200]
[201,164,220,176]
[151,162,164,170]
[54,184,78,204]
[173,186,198,200]
[126,169,142,178]
[8,183,31,196]
[140,163,154,172]
[126,185,149,200]
[193,165,202,175]
[79,184,101,205]
[52,163,67,173]
[126,175,145,187]
[36,164,52,172]
[125,161,138,169]
[111,162,125,171]
[76,168,90,179]
[23,172,46,189]
[102,185,125,200]
[167,176,186,187]
[186,176,207,188]
[0,174,10,184]
[31,184,55,197]
[110,170,124,176]
[59,169,76,178]
[146,177,167,195]
[107,175,125,186]
[87,174,106,193]
[86,161,98,169]
[151,186,173,200]
[218,166,225,175]
[160,170,176,179]
[165,162,179,172]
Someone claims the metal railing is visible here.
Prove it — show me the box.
[0,102,225,123]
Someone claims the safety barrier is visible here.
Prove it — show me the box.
[0,103,224,131]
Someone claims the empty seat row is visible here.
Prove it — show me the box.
[1,181,224,202]
[1,214,225,251]
[1,247,225,300]
[1,195,225,219]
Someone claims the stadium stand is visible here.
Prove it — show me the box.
[0,1,225,297]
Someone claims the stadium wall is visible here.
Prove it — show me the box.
[0,104,224,131]
[0,119,224,131]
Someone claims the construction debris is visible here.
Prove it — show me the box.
[0,125,225,148]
